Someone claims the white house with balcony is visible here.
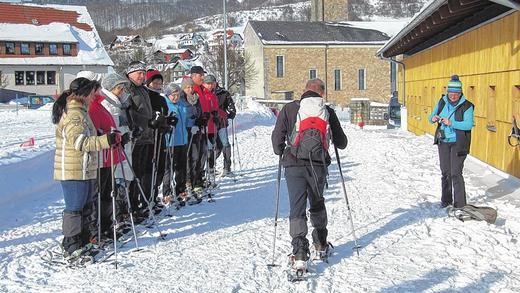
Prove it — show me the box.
[0,3,113,99]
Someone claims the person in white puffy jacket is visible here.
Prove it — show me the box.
[100,73,136,228]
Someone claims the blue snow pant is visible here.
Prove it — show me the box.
[60,179,95,254]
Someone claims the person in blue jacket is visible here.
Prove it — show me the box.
[428,75,474,208]
[162,82,189,203]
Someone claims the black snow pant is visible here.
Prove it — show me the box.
[130,143,152,214]
[190,131,205,187]
[149,135,167,204]
[206,134,216,169]
[97,167,127,238]
[162,145,188,196]
[438,142,467,208]
[285,165,328,259]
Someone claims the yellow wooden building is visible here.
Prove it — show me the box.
[378,0,520,178]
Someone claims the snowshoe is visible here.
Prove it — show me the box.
[447,205,497,224]
[312,242,334,263]
[161,194,175,206]
[188,193,203,205]
[286,255,309,282]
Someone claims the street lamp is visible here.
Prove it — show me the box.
[223,0,228,90]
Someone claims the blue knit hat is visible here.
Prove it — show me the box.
[447,75,463,93]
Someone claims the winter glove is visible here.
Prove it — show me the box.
[121,132,131,147]
[227,110,236,120]
[149,112,166,129]
[107,132,122,146]
[191,125,200,134]
[196,112,210,127]
[132,126,143,140]
[166,115,178,127]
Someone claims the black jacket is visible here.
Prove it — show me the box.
[127,82,153,145]
[271,91,348,167]
[215,86,236,128]
[147,88,169,117]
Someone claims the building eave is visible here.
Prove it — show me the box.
[377,0,516,58]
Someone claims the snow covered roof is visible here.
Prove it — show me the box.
[114,35,141,43]
[157,48,192,55]
[0,3,113,66]
[248,21,390,45]
[333,20,409,39]
[0,23,77,43]
[370,101,389,107]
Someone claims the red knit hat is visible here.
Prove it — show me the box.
[145,69,163,85]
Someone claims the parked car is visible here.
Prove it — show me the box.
[28,95,54,109]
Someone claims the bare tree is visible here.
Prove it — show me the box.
[0,71,8,89]
[200,45,257,94]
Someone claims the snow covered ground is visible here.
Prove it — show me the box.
[1,102,520,292]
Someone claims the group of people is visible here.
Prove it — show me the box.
[52,61,236,258]
[51,63,473,269]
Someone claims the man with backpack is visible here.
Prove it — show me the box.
[271,78,347,271]
[429,75,474,209]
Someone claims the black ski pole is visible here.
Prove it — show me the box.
[268,155,282,267]
[119,147,167,240]
[165,126,176,215]
[184,128,196,201]
[334,145,361,256]
[109,144,118,269]
[232,119,242,170]
[230,119,236,173]
[149,128,160,207]
[116,145,140,251]
[204,126,215,202]
[97,153,101,243]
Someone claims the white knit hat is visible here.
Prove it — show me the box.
[76,70,102,82]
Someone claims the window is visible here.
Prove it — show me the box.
[15,71,24,85]
[63,44,71,55]
[487,85,497,132]
[334,69,341,91]
[47,71,56,85]
[21,43,30,55]
[309,69,317,80]
[276,55,284,78]
[35,43,44,55]
[6,42,15,54]
[37,71,46,85]
[25,71,35,85]
[49,44,57,55]
[358,69,366,90]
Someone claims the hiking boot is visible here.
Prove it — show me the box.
[314,243,329,253]
[162,195,174,205]
[294,250,310,262]
[193,186,203,195]
[221,168,231,177]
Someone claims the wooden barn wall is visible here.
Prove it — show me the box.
[397,11,520,178]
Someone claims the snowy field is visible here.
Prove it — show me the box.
[1,102,520,292]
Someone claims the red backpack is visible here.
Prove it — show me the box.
[289,97,330,162]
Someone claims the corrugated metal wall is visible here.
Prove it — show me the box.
[398,11,520,178]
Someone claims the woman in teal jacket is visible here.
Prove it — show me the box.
[429,75,474,209]
[162,83,189,201]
